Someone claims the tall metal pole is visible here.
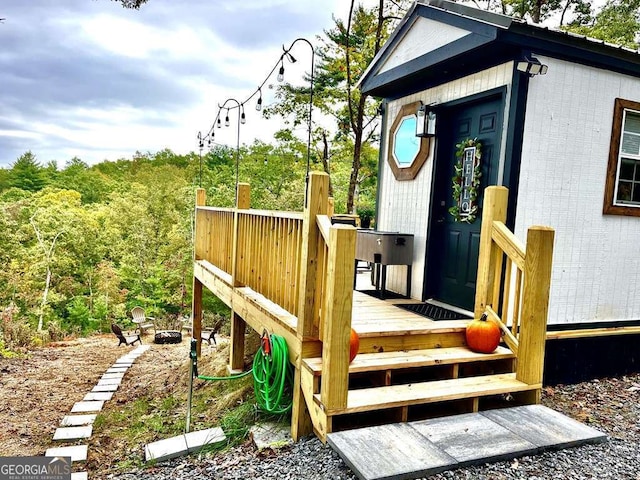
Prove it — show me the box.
[218,98,242,205]
[285,38,315,206]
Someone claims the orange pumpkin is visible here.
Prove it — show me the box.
[465,313,501,354]
[349,328,360,363]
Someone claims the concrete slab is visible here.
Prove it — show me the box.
[97,378,122,386]
[328,423,456,480]
[145,427,226,463]
[482,405,607,450]
[411,413,538,465]
[250,423,294,450]
[84,392,113,401]
[106,367,128,374]
[71,401,104,413]
[71,473,88,480]
[185,427,226,452]
[145,435,188,463]
[114,361,134,366]
[92,384,118,392]
[61,415,97,427]
[45,445,88,462]
[53,426,93,441]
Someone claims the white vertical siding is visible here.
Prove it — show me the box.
[516,56,640,324]
[379,62,514,298]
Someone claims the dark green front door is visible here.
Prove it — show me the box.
[426,95,504,310]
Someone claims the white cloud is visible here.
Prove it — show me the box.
[0,0,375,168]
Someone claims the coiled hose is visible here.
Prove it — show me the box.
[195,333,293,414]
[252,333,293,414]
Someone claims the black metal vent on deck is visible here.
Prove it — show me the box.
[397,302,471,321]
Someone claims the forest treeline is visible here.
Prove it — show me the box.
[0,143,377,353]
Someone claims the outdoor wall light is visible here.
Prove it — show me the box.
[416,104,437,138]
[517,55,548,77]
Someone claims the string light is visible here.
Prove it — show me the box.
[277,60,285,82]
[199,37,316,204]
[256,88,263,111]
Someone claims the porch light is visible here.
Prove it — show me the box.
[517,55,548,77]
[416,104,436,138]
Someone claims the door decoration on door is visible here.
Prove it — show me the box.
[449,138,482,223]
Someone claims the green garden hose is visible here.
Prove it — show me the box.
[194,332,293,414]
[252,333,293,414]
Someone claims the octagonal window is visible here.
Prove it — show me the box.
[392,115,420,166]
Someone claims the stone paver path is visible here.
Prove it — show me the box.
[45,344,150,479]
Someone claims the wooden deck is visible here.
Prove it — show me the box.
[191,175,555,443]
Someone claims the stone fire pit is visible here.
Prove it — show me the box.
[154,330,182,344]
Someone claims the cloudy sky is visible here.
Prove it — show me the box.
[0,0,367,168]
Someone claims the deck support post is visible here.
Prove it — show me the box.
[320,224,356,411]
[474,186,508,318]
[292,172,329,439]
[516,226,554,397]
[229,183,251,373]
[297,172,330,338]
[193,188,206,357]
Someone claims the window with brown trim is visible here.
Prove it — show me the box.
[604,98,640,216]
[387,101,432,181]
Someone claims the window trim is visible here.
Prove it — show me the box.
[603,98,640,216]
[387,101,432,181]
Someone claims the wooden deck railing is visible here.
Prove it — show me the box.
[474,186,555,396]
[193,173,356,417]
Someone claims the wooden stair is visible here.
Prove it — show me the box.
[301,328,538,441]
[317,373,538,415]
[303,346,515,375]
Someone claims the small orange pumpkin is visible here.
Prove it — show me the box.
[465,313,501,354]
[349,328,360,363]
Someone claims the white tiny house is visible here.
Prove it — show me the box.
[359,0,640,380]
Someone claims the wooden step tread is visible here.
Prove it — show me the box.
[316,373,539,415]
[303,346,514,376]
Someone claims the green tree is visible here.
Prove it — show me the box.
[9,152,47,192]
[267,1,408,213]
[564,0,640,48]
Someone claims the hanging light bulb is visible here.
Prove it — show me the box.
[217,117,221,128]
[277,60,285,82]
[256,88,263,111]
[225,109,230,127]
[240,105,246,124]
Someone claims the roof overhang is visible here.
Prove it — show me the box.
[359,0,640,99]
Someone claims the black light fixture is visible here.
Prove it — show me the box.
[240,104,246,124]
[256,88,263,111]
[224,109,230,127]
[277,60,285,82]
[416,103,437,138]
[516,55,548,77]
[217,117,221,128]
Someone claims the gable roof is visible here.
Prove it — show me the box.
[360,0,640,98]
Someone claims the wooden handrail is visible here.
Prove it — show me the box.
[491,221,525,270]
[316,214,332,242]
[474,186,554,400]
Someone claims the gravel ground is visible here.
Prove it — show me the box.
[109,374,640,480]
